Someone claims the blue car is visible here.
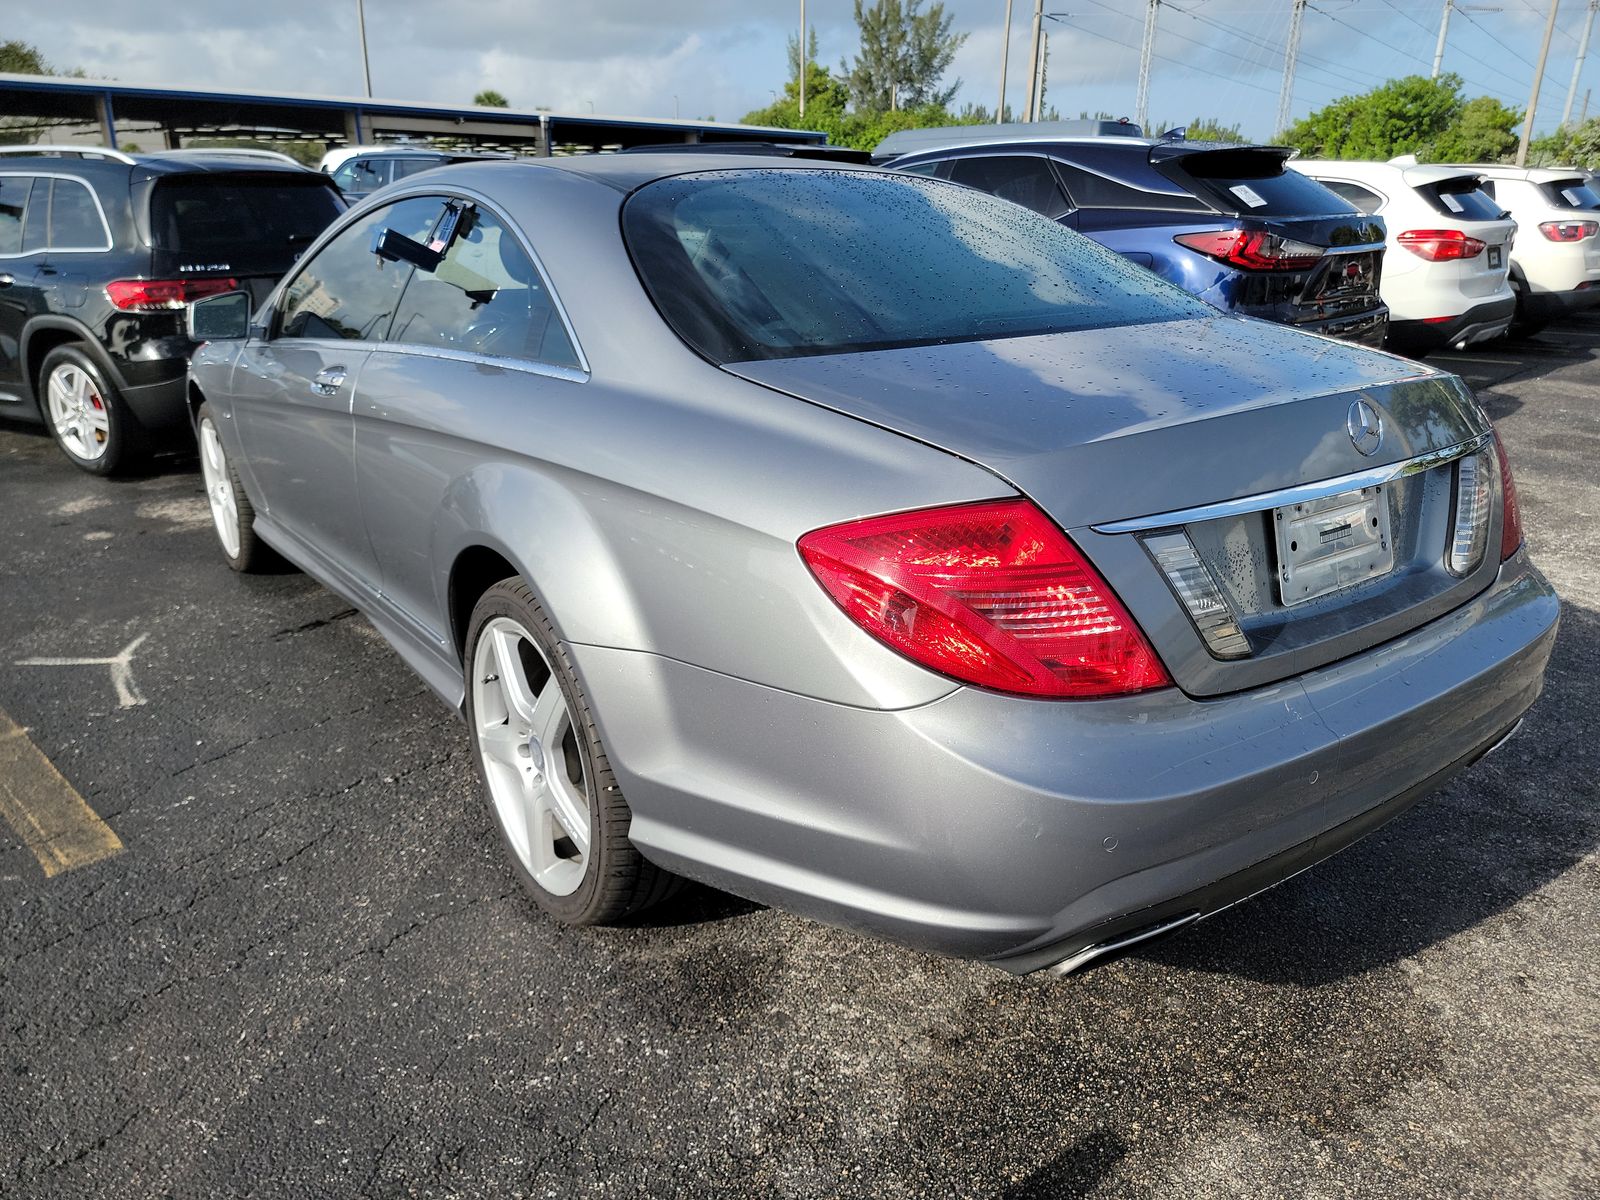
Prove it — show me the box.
[879,122,1389,347]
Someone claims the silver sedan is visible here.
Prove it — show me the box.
[185,156,1559,975]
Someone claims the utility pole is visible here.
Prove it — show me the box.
[1276,0,1307,139]
[356,0,373,98]
[1518,0,1563,166]
[1024,0,1044,122]
[1433,0,1454,79]
[799,0,807,118]
[999,0,1015,123]
[1035,30,1050,120]
[1135,0,1160,134]
[1562,0,1598,127]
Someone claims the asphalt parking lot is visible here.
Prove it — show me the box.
[2,321,1598,1200]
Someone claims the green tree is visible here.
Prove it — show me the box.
[1427,95,1520,163]
[473,89,509,108]
[841,0,966,113]
[0,39,52,74]
[1283,74,1463,158]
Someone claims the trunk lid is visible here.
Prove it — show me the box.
[730,315,1495,695]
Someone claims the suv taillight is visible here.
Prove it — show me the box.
[1172,229,1325,271]
[1397,229,1486,261]
[798,499,1170,698]
[1498,436,1523,561]
[1537,220,1598,242]
[106,277,239,311]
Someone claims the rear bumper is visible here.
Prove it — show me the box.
[1295,306,1389,347]
[1389,295,1517,352]
[571,550,1558,970]
[1518,282,1600,324]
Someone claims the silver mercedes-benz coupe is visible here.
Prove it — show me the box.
[185,154,1559,975]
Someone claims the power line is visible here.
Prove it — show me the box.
[1043,14,1281,96]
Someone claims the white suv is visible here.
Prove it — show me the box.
[1461,166,1600,333]
[1290,159,1515,354]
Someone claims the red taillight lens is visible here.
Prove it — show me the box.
[106,277,240,311]
[1498,437,1523,561]
[1397,228,1487,261]
[1172,228,1325,271]
[1537,219,1598,242]
[798,499,1171,699]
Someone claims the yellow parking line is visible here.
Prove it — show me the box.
[0,708,123,877]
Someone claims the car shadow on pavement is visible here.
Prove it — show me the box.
[1136,599,1600,988]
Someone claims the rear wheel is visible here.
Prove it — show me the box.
[39,345,144,475]
[465,578,679,924]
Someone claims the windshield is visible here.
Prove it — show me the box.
[1545,178,1600,210]
[1163,150,1358,217]
[624,168,1211,363]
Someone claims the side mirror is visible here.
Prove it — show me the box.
[187,290,252,341]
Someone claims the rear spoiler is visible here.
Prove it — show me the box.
[1147,141,1298,169]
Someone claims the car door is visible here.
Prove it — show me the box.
[353,199,586,646]
[228,196,441,588]
[0,174,47,410]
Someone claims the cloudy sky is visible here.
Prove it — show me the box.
[9,1,1596,141]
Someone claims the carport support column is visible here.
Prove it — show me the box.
[96,92,117,150]
[343,108,367,146]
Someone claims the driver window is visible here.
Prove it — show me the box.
[276,197,441,340]
[388,207,580,369]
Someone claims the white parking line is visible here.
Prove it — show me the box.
[15,632,149,708]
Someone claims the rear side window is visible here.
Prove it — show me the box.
[389,207,580,368]
[1544,178,1600,209]
[1165,151,1356,216]
[1420,177,1504,221]
[150,175,344,270]
[947,156,1072,220]
[333,159,387,192]
[0,176,29,254]
[624,169,1212,363]
[1052,160,1205,211]
[276,197,443,340]
[48,178,110,250]
[1320,180,1384,215]
[390,158,445,181]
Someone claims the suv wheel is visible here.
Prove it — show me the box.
[465,578,680,924]
[39,345,143,475]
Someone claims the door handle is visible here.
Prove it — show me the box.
[0,274,13,288]
[311,366,347,396]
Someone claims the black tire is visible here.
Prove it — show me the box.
[195,401,278,573]
[1507,275,1549,339]
[464,577,680,925]
[37,344,145,476]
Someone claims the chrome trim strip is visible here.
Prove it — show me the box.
[1044,911,1201,977]
[375,342,589,384]
[1091,432,1492,534]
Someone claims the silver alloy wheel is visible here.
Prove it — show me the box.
[472,616,590,896]
[45,363,111,462]
[198,417,241,559]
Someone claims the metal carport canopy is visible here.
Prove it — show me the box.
[0,73,826,155]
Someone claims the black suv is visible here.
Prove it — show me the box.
[0,146,344,474]
[878,123,1389,347]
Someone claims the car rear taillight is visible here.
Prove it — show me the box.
[1172,229,1325,271]
[106,277,240,311]
[1397,229,1487,261]
[1498,436,1523,561]
[797,499,1170,698]
[1537,219,1598,242]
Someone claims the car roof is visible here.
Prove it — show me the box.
[420,152,888,196]
[1449,164,1590,183]
[875,119,1147,159]
[1292,159,1488,188]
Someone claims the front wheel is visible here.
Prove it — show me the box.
[196,402,276,573]
[465,578,679,924]
[39,345,144,475]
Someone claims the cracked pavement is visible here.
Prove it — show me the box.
[1,318,1598,1199]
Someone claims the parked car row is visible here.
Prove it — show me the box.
[873,121,1600,356]
[0,137,1566,976]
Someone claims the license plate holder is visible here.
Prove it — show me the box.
[1488,245,1503,269]
[1274,485,1394,607]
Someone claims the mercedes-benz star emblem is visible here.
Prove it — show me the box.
[1347,398,1384,457]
